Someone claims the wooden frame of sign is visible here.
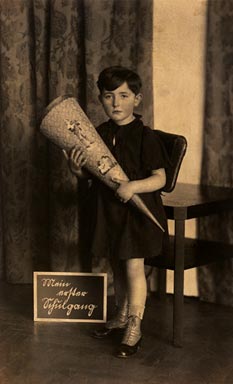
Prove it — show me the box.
[33,272,107,323]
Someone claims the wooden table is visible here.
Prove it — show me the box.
[151,183,233,347]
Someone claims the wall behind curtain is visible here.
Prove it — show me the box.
[0,0,153,283]
[152,0,233,304]
[198,0,233,306]
[153,0,207,297]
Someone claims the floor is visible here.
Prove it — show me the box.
[0,282,232,384]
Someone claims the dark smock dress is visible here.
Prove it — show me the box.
[91,116,170,262]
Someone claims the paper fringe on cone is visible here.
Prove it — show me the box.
[40,95,165,232]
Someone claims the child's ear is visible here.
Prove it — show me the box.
[134,93,143,107]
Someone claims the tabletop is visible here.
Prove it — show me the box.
[162,183,233,220]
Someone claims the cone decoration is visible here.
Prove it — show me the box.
[40,95,165,232]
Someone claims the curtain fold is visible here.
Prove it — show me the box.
[198,0,233,306]
[0,0,153,283]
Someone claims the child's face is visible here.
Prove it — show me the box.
[99,82,142,126]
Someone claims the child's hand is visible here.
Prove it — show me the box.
[112,178,135,203]
[63,146,86,176]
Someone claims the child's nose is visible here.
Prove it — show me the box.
[113,96,120,107]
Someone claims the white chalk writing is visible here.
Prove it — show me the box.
[39,278,98,318]
[41,279,71,288]
[42,297,97,317]
[56,287,88,300]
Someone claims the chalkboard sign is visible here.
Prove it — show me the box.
[33,272,107,323]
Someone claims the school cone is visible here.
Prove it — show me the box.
[40,95,165,232]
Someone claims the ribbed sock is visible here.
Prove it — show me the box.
[128,304,145,320]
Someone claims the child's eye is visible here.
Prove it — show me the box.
[104,94,112,100]
[121,94,128,99]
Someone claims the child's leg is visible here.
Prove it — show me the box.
[126,258,147,317]
[105,259,128,328]
[92,260,128,338]
[116,258,146,358]
[111,259,128,309]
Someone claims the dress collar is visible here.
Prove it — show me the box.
[109,114,142,132]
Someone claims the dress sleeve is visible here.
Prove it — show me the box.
[142,127,171,171]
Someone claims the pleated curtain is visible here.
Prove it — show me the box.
[0,0,153,283]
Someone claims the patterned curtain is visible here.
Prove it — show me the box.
[0,0,153,283]
[198,0,233,306]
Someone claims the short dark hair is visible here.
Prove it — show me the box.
[97,66,142,95]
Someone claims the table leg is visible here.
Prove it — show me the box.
[173,219,185,347]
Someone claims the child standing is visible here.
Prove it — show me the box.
[65,66,170,358]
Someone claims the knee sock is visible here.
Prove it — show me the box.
[128,304,145,320]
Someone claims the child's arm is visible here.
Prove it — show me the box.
[113,168,166,203]
[63,146,90,179]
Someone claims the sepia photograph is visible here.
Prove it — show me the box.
[0,0,233,383]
